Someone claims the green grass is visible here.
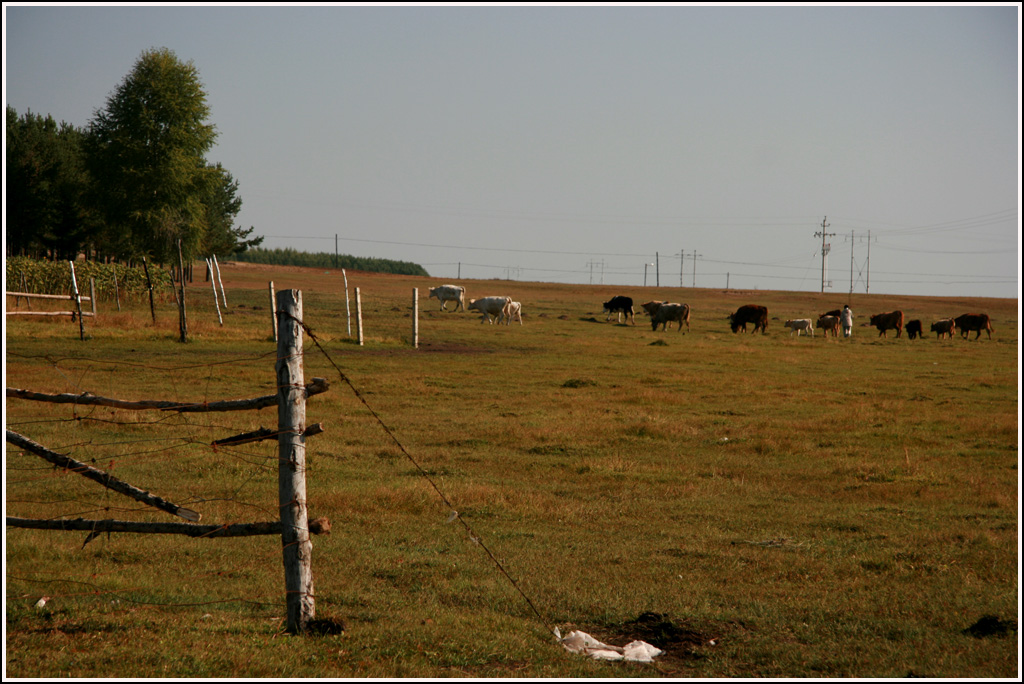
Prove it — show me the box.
[5,263,1018,677]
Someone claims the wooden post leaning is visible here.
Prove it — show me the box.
[213,255,227,308]
[275,289,316,634]
[207,258,223,326]
[69,261,85,341]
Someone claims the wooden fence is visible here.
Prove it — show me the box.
[5,289,326,635]
[266,279,419,348]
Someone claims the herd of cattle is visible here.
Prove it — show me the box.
[426,285,995,340]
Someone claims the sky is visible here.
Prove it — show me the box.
[4,3,1021,299]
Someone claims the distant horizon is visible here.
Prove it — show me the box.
[221,247,1019,303]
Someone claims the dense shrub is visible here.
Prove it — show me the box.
[5,257,172,300]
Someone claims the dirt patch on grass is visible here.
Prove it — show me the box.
[569,611,735,674]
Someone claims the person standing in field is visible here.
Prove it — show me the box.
[841,305,854,338]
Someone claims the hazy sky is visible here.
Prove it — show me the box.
[4,4,1020,299]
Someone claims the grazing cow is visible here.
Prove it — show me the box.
[816,315,840,337]
[428,284,466,312]
[640,301,666,318]
[497,301,523,326]
[729,305,768,334]
[930,318,956,339]
[820,309,842,319]
[954,313,993,340]
[602,296,635,325]
[784,319,814,337]
[869,310,904,338]
[650,303,690,332]
[468,296,512,324]
[905,320,923,340]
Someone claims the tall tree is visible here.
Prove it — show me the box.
[86,48,218,264]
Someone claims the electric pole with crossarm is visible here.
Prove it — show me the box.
[814,217,836,293]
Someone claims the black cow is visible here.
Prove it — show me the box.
[729,305,768,334]
[869,310,904,338]
[954,313,993,340]
[931,319,956,339]
[905,320,923,340]
[602,296,634,325]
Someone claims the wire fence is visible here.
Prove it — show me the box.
[5,295,326,633]
[5,289,554,638]
[5,349,292,623]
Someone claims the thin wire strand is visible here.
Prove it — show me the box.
[290,312,558,638]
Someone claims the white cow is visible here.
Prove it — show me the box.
[784,319,814,337]
[467,296,512,324]
[497,301,523,326]
[428,284,466,312]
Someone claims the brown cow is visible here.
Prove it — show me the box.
[816,315,840,337]
[930,319,956,339]
[729,305,768,334]
[905,320,923,340]
[640,301,666,318]
[869,310,904,338]
[954,313,993,340]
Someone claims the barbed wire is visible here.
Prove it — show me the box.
[291,312,559,639]
[7,308,556,635]
[5,349,294,615]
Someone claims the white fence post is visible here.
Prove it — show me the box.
[412,288,419,349]
[69,262,85,341]
[207,259,223,326]
[213,255,227,308]
[275,289,315,634]
[269,281,278,342]
[355,287,364,346]
[343,269,351,337]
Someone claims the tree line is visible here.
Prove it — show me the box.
[6,47,261,267]
[232,247,429,276]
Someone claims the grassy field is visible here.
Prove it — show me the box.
[4,262,1019,678]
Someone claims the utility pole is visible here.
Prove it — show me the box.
[690,251,702,288]
[847,230,873,295]
[655,252,660,287]
[679,249,685,288]
[849,230,855,297]
[814,216,835,293]
[866,231,871,294]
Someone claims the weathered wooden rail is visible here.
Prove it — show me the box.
[5,288,96,317]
